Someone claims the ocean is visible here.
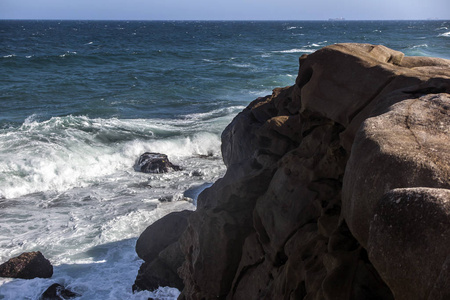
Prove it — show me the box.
[0,20,449,299]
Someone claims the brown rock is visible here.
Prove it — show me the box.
[342,93,450,247]
[296,43,406,127]
[136,210,192,262]
[0,251,53,279]
[133,210,192,292]
[368,188,450,300]
[134,255,184,292]
[400,55,450,69]
[133,43,450,300]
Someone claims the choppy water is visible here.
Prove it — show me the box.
[0,20,449,299]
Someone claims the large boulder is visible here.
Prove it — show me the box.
[0,251,53,279]
[133,210,192,292]
[136,210,192,262]
[134,43,450,299]
[342,92,450,247]
[177,44,450,299]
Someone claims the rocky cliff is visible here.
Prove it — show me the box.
[136,43,450,300]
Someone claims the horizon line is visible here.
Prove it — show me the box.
[0,18,448,22]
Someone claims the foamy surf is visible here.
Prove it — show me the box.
[0,200,194,300]
[0,112,236,199]
[272,48,316,53]
[1,19,448,300]
[0,111,226,298]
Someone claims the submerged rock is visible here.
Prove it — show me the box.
[40,283,80,300]
[134,152,182,173]
[0,251,53,279]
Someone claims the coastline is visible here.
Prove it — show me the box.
[135,43,450,299]
[1,20,449,299]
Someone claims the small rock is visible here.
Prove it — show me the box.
[134,152,182,173]
[40,283,80,300]
[190,170,203,177]
[0,251,53,279]
[158,195,173,202]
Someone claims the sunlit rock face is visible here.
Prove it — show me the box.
[136,43,450,300]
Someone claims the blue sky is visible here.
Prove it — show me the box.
[1,0,449,20]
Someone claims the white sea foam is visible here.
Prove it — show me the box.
[272,48,315,54]
[0,114,205,298]
[438,31,450,37]
[0,114,230,199]
[248,89,273,97]
[59,51,77,58]
[0,200,193,299]
[232,63,252,68]
[410,44,428,49]
[2,54,16,58]
[181,106,245,122]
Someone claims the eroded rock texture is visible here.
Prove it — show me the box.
[0,251,53,279]
[136,43,450,300]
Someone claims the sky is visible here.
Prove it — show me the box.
[1,0,449,21]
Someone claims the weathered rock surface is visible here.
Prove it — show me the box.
[135,152,182,173]
[343,92,450,247]
[368,188,450,300]
[133,210,192,292]
[0,251,53,279]
[135,43,450,299]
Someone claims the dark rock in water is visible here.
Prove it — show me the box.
[40,283,80,300]
[0,251,53,279]
[133,210,193,292]
[158,195,174,202]
[134,152,182,173]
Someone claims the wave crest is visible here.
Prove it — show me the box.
[0,112,236,199]
[272,48,315,54]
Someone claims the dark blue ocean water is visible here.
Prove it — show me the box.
[2,20,449,125]
[0,20,449,299]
